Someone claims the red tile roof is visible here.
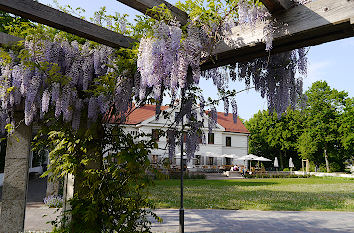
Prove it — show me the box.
[214,112,249,134]
[124,104,169,125]
[120,105,249,134]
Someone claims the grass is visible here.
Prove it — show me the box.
[148,177,354,211]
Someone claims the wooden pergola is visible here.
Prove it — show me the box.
[0,0,353,232]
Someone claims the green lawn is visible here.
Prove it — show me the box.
[148,177,354,211]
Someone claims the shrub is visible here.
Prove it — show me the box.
[166,172,206,180]
[244,173,311,179]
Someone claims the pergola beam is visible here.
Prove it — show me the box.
[0,32,22,45]
[117,0,189,25]
[0,0,136,48]
[202,0,354,70]
[260,0,294,13]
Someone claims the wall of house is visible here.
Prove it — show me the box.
[222,132,249,164]
[120,107,249,167]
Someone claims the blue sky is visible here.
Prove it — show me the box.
[40,0,354,120]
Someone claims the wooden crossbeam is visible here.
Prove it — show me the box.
[260,0,294,13]
[0,0,136,48]
[202,0,354,70]
[0,32,22,45]
[117,0,189,25]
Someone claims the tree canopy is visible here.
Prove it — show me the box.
[247,81,353,172]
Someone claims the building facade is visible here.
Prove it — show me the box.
[118,105,250,169]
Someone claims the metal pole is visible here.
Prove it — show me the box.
[179,118,184,233]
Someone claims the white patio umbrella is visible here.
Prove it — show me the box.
[223,154,236,158]
[237,154,260,172]
[206,152,224,158]
[289,157,294,172]
[237,154,259,161]
[257,156,272,162]
[274,157,279,168]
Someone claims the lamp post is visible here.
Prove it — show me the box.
[179,118,184,233]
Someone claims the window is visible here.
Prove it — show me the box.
[152,155,158,164]
[195,155,201,165]
[225,157,232,165]
[208,157,214,165]
[208,133,214,144]
[226,137,231,147]
[152,129,160,142]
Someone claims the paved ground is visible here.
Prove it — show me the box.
[1,206,353,232]
[151,209,354,233]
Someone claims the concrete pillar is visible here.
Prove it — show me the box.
[62,173,74,226]
[46,176,60,197]
[46,153,59,197]
[0,112,32,233]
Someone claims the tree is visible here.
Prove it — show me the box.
[246,108,304,170]
[298,81,349,172]
[246,110,274,160]
[339,97,354,163]
[267,108,304,169]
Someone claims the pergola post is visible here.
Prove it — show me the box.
[0,111,32,233]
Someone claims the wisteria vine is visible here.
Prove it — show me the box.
[0,0,311,162]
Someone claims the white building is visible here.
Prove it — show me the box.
[119,105,250,169]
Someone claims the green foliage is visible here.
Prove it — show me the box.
[244,173,311,179]
[0,11,33,35]
[34,123,160,232]
[246,81,352,172]
[246,108,303,169]
[339,97,354,155]
[165,172,206,180]
[299,81,350,171]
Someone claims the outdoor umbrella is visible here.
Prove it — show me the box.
[257,156,272,162]
[289,157,294,172]
[237,154,259,161]
[237,154,259,172]
[274,157,279,171]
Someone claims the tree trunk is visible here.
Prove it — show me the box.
[324,148,330,173]
[279,151,284,170]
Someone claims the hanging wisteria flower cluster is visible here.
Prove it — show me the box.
[137,1,311,161]
[0,35,129,134]
[230,49,307,117]
[137,21,202,104]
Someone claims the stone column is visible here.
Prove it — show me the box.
[0,112,32,233]
[62,173,74,226]
[45,176,60,197]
